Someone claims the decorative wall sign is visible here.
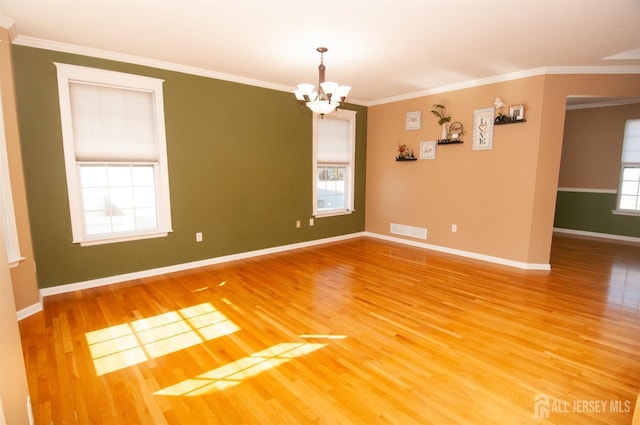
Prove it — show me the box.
[405,111,422,130]
[419,141,437,160]
[472,107,495,151]
[449,122,463,139]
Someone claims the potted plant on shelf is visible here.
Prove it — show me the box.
[493,97,508,123]
[396,144,415,161]
[431,104,451,140]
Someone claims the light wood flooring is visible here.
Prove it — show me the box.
[19,234,640,424]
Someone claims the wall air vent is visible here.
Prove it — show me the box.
[390,223,427,240]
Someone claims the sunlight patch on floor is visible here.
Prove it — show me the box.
[154,342,327,396]
[608,262,640,312]
[86,302,240,375]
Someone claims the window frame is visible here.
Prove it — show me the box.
[0,85,24,266]
[614,119,640,216]
[312,109,357,218]
[614,164,640,216]
[55,63,172,246]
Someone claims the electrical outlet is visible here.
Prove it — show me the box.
[309,218,314,226]
[451,224,457,233]
[296,220,301,228]
[196,232,203,242]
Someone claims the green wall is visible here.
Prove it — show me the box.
[554,190,640,237]
[12,45,367,288]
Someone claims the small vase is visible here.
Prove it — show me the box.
[441,124,448,140]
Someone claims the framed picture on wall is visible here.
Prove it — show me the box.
[472,107,495,151]
[419,141,437,160]
[406,111,422,130]
[509,104,525,121]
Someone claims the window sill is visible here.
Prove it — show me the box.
[77,229,172,247]
[9,256,26,268]
[611,209,640,217]
[314,209,354,218]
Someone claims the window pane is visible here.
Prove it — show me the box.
[110,187,134,209]
[80,166,108,187]
[135,208,158,229]
[82,188,108,211]
[619,164,640,211]
[108,166,133,187]
[85,211,112,235]
[132,166,155,186]
[111,212,136,233]
[79,164,158,237]
[317,165,346,211]
[133,187,156,208]
[622,167,640,181]
[621,181,639,195]
[620,195,638,210]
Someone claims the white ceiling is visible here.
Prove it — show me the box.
[1,0,639,104]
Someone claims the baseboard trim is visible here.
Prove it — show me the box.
[364,232,551,271]
[39,232,367,299]
[556,187,617,194]
[26,229,553,319]
[553,227,640,243]
[16,297,43,321]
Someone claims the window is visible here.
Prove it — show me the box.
[312,109,357,217]
[55,63,172,245]
[615,119,640,215]
[0,85,23,266]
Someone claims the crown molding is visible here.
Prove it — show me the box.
[13,35,298,91]
[369,68,549,106]
[369,66,640,106]
[0,15,16,39]
[11,35,372,107]
[544,65,640,75]
[603,47,640,61]
[566,97,640,110]
[11,35,640,108]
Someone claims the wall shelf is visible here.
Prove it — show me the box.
[437,139,464,145]
[494,119,526,126]
[396,157,417,161]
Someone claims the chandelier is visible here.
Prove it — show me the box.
[294,47,351,116]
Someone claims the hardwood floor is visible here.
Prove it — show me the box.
[19,234,640,424]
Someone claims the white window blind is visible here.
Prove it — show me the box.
[621,119,640,163]
[70,83,158,162]
[317,118,350,164]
